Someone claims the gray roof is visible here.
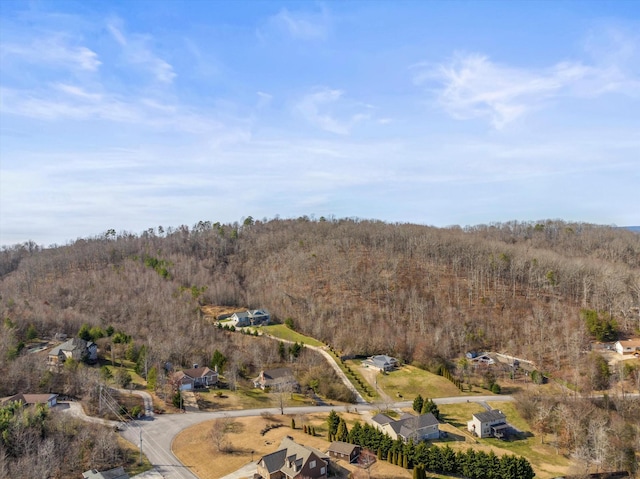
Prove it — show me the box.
[328,441,360,455]
[49,337,94,356]
[473,409,506,423]
[260,449,287,473]
[371,413,394,426]
[259,437,326,476]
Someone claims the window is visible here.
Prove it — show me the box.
[321,466,326,474]
[310,460,316,468]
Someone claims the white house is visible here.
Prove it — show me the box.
[361,355,399,372]
[614,339,640,355]
[229,309,271,328]
[467,409,508,438]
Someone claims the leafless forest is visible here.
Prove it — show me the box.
[1,218,639,476]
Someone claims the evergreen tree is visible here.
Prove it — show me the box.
[412,394,424,413]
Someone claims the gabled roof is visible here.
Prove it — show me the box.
[260,449,287,473]
[473,409,506,423]
[179,366,217,379]
[259,437,327,477]
[616,338,640,348]
[397,413,439,437]
[328,441,360,455]
[49,337,94,356]
[371,413,394,426]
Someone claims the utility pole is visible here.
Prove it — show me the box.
[138,427,143,465]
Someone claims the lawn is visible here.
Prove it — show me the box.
[371,364,474,400]
[438,401,571,478]
[261,324,324,347]
[194,387,315,411]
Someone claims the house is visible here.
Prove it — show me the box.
[254,368,299,391]
[327,441,361,463]
[361,355,399,372]
[47,337,98,366]
[614,339,640,355]
[371,412,440,442]
[2,393,58,408]
[467,409,509,438]
[82,467,129,479]
[229,309,271,328]
[256,436,329,479]
[172,366,218,391]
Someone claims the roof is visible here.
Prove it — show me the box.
[473,409,506,423]
[179,366,217,380]
[328,441,360,455]
[259,437,326,476]
[49,337,94,356]
[82,466,129,479]
[393,413,439,437]
[371,413,394,426]
[260,449,287,473]
[617,339,640,348]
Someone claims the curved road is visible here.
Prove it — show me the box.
[117,396,513,479]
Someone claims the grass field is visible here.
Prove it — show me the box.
[194,387,316,411]
[372,364,474,399]
[261,324,325,347]
[173,412,470,479]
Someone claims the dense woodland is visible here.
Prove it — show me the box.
[1,217,639,476]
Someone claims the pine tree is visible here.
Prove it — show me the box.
[412,394,424,414]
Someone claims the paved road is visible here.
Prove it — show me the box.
[117,396,514,479]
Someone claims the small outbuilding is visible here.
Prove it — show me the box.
[327,441,361,463]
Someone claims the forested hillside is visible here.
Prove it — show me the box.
[1,217,638,390]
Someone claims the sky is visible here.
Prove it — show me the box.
[1,0,639,246]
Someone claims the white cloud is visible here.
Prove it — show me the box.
[260,7,330,41]
[0,34,100,71]
[417,53,593,128]
[106,18,176,84]
[295,88,369,135]
[419,31,640,129]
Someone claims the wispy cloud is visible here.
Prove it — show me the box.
[260,6,330,41]
[419,28,640,129]
[295,88,370,135]
[0,34,100,71]
[106,17,176,84]
[416,53,592,128]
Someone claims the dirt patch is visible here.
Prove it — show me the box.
[201,305,247,320]
[172,413,412,479]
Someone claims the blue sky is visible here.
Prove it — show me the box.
[1,1,639,246]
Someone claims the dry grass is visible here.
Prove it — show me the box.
[173,412,418,479]
[201,305,247,320]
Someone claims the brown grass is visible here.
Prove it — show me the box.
[172,412,416,479]
[201,305,247,320]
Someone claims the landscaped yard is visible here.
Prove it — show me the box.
[261,324,325,347]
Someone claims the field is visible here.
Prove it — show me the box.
[173,412,474,479]
[437,401,570,478]
[364,364,478,400]
[260,324,325,347]
[194,388,316,411]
